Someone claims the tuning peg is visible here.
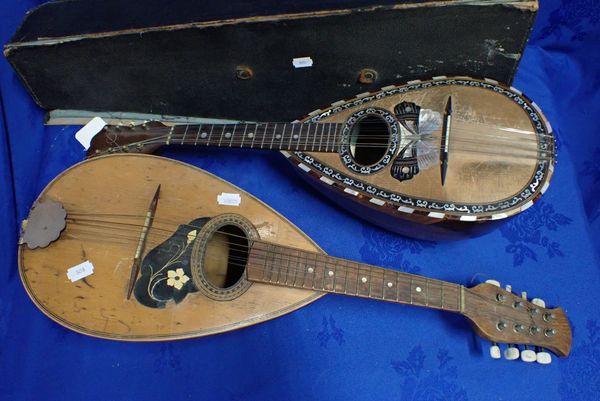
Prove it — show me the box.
[505,284,512,293]
[490,343,501,359]
[521,346,536,362]
[531,298,553,365]
[504,344,520,360]
[536,348,552,365]
[485,279,501,287]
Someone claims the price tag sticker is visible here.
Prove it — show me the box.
[75,117,106,150]
[67,260,94,282]
[217,193,241,206]
[292,57,313,68]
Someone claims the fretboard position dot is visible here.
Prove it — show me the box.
[328,270,334,277]
[293,134,299,139]
[307,267,314,274]
[276,134,282,139]
[200,132,207,138]
[361,277,368,283]
[415,286,422,293]
[387,282,393,288]
[225,132,232,138]
[247,132,254,138]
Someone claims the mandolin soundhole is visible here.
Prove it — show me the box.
[349,114,390,166]
[203,225,248,289]
[190,213,258,301]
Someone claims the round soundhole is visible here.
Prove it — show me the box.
[190,214,258,301]
[338,108,399,174]
[349,114,390,166]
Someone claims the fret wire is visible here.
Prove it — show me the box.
[441,282,445,308]
[279,123,285,149]
[218,125,226,147]
[249,124,256,148]
[326,123,332,152]
[291,248,300,286]
[294,124,300,151]
[193,125,201,145]
[311,124,317,151]
[180,124,189,145]
[332,124,338,150]
[286,124,294,149]
[228,124,236,147]
[426,278,429,306]
[240,123,248,148]
[395,270,400,301]
[257,124,264,149]
[332,257,337,291]
[341,259,348,294]
[259,242,268,281]
[207,125,215,146]
[301,249,309,288]
[410,277,414,304]
[303,124,310,150]
[269,124,283,149]
[381,269,386,300]
[318,123,325,152]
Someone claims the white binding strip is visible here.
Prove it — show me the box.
[432,76,447,81]
[510,86,523,95]
[343,188,359,196]
[531,102,544,114]
[397,206,415,214]
[381,85,396,91]
[308,109,323,116]
[356,92,371,99]
[369,198,385,206]
[491,213,508,221]
[541,181,550,194]
[550,164,555,172]
[407,79,421,85]
[520,200,534,212]
[546,120,553,133]
[484,77,498,84]
[319,176,334,185]
[297,163,311,173]
[428,212,445,219]
[331,100,346,107]
[459,215,478,222]
[280,150,292,158]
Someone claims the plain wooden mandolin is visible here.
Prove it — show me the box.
[86,77,555,239]
[19,155,570,362]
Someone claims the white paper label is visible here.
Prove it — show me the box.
[67,260,94,282]
[217,193,241,206]
[292,57,313,68]
[75,117,107,150]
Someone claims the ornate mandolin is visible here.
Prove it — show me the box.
[87,77,555,239]
[19,155,570,362]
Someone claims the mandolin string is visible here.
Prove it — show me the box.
[58,220,551,318]
[98,136,556,160]
[61,224,465,301]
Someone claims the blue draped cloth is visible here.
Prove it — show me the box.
[1,1,599,400]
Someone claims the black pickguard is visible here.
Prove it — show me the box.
[134,217,209,308]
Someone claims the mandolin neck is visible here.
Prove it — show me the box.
[92,122,344,156]
[246,241,465,314]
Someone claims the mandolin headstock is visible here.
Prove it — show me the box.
[463,280,571,360]
[86,121,166,158]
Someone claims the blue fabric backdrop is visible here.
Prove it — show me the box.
[1,1,599,400]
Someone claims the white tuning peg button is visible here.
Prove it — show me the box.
[490,343,501,359]
[505,284,512,293]
[485,279,501,287]
[536,350,552,365]
[504,345,520,360]
[532,298,546,308]
[521,348,536,362]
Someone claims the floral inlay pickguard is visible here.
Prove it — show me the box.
[134,217,209,308]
